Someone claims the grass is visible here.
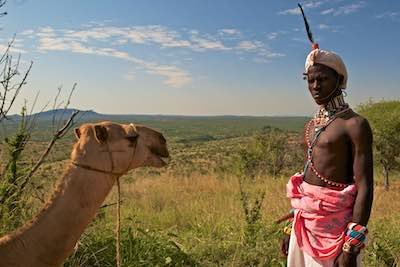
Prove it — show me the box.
[1,115,399,266]
[61,173,400,266]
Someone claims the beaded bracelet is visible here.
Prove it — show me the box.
[346,229,366,242]
[347,222,368,234]
[343,222,368,254]
[283,224,292,235]
[282,219,293,235]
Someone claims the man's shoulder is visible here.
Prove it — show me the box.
[343,110,370,129]
[342,110,373,141]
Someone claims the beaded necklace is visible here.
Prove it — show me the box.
[303,94,351,188]
[314,94,349,131]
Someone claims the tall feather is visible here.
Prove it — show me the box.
[298,3,314,45]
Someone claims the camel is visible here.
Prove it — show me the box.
[0,121,169,267]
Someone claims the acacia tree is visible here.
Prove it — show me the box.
[234,128,288,178]
[358,100,400,190]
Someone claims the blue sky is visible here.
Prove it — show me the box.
[1,0,399,116]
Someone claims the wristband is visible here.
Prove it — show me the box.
[342,242,361,255]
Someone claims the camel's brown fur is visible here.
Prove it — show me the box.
[0,121,169,267]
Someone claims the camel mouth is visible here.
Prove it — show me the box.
[150,145,169,158]
[151,154,169,168]
[161,155,170,164]
[157,152,170,165]
[149,146,169,167]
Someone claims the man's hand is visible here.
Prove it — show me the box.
[334,251,358,267]
[280,234,290,256]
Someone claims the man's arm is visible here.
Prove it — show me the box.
[335,116,374,266]
[348,116,374,226]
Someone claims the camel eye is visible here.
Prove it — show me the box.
[125,135,138,143]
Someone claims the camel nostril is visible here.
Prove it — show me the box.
[160,135,167,145]
[163,150,170,158]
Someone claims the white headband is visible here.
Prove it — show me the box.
[305,49,348,89]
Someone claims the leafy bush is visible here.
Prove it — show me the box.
[358,100,400,190]
[233,128,290,178]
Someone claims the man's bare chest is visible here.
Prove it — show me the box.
[306,121,351,156]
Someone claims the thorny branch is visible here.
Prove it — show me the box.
[17,110,80,194]
[0,37,33,122]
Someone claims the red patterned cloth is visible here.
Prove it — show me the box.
[287,173,357,260]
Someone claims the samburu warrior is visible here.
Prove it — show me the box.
[278,5,374,267]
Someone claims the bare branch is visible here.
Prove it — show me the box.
[0,36,13,65]
[0,0,6,17]
[52,86,62,131]
[0,59,33,122]
[17,110,80,194]
[57,83,77,130]
[2,61,33,119]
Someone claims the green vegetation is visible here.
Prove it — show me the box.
[0,108,31,233]
[1,112,398,266]
[1,1,399,265]
[358,100,400,190]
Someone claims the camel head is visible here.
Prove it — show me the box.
[71,121,169,175]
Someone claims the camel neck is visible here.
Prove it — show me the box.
[0,164,118,266]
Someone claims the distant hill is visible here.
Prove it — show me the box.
[7,109,100,121]
[8,109,307,123]
[3,109,309,141]
[34,109,100,120]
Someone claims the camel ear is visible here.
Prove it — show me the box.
[74,128,81,140]
[339,74,344,86]
[126,123,139,142]
[93,125,108,143]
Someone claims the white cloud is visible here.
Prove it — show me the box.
[114,39,129,45]
[303,1,325,8]
[20,29,34,36]
[35,25,283,57]
[281,0,364,17]
[145,64,192,87]
[64,27,119,42]
[279,1,327,15]
[321,8,334,15]
[190,35,230,51]
[258,51,285,58]
[39,26,55,33]
[236,40,285,62]
[319,24,329,30]
[38,37,71,52]
[126,26,191,48]
[279,7,301,15]
[36,29,191,88]
[375,11,400,21]
[267,32,279,40]
[27,24,286,86]
[236,40,262,51]
[219,28,241,36]
[336,1,366,15]
[322,1,366,16]
[0,43,27,54]
[61,25,191,48]
[318,23,341,32]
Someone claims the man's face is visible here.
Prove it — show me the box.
[306,63,341,105]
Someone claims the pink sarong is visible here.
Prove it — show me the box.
[287,173,357,261]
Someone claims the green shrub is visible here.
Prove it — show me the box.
[233,128,290,178]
